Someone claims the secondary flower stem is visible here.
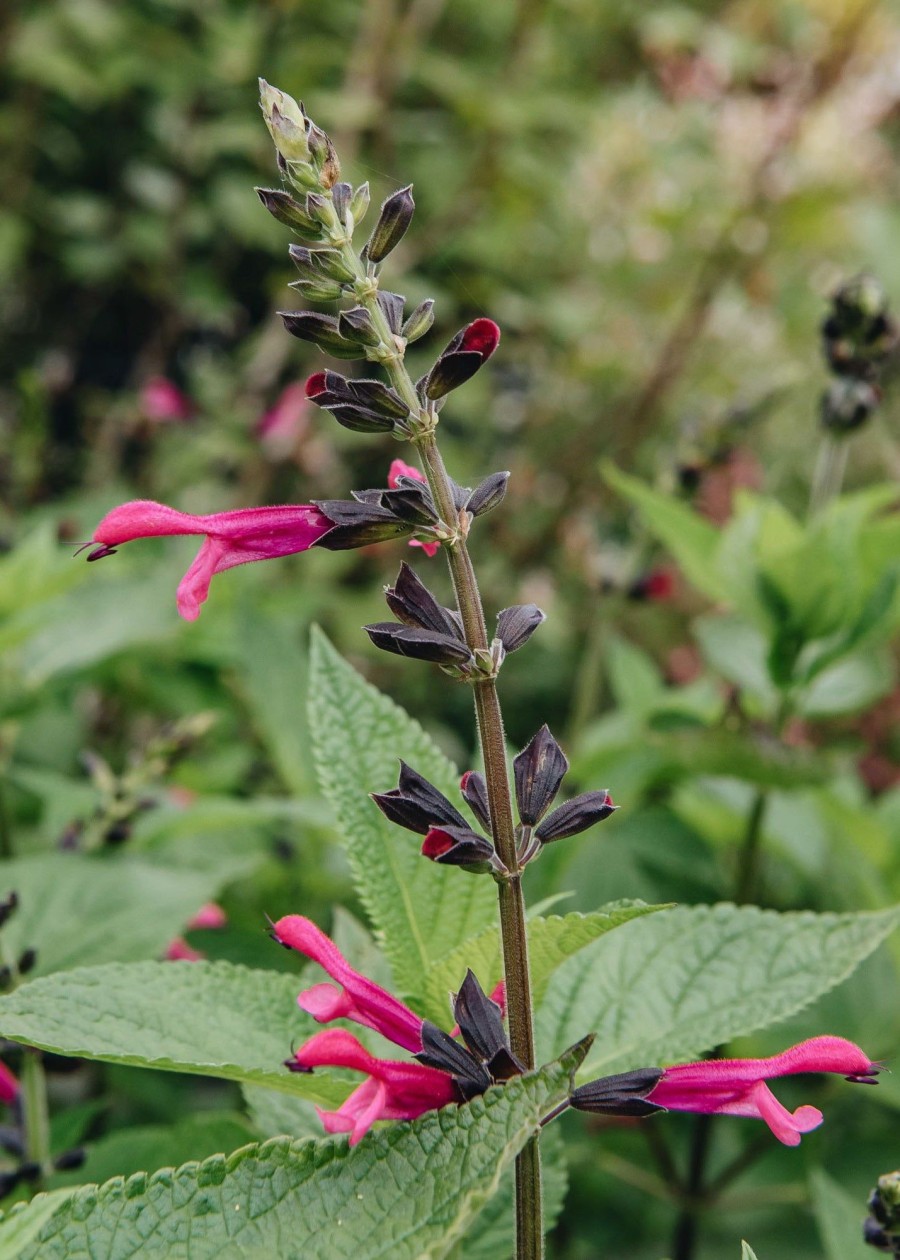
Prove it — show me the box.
[22,1051,50,1180]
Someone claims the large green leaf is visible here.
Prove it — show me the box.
[809,1169,870,1260]
[420,904,667,1027]
[0,1191,73,1260]
[2,1045,587,1260]
[308,628,496,1002]
[0,960,344,1105]
[0,854,241,977]
[536,903,900,1074]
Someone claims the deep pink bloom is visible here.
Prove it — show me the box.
[459,318,501,359]
[273,914,424,1052]
[293,1028,456,1146]
[256,382,310,450]
[187,902,227,931]
[90,500,333,620]
[648,1037,880,1146]
[140,377,193,423]
[164,936,204,963]
[388,459,439,557]
[0,1062,18,1107]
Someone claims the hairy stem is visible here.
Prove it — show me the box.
[332,211,541,1255]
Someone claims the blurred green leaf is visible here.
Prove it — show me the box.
[809,1168,870,1260]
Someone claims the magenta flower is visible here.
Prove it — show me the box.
[273,915,520,1145]
[646,1037,880,1146]
[139,377,193,423]
[292,1028,457,1146]
[89,500,334,620]
[186,902,228,931]
[388,459,440,557]
[256,382,310,453]
[163,936,204,963]
[0,1062,18,1108]
[274,914,424,1052]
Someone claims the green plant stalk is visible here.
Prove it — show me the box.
[327,204,542,1257]
[22,1050,50,1177]
[809,432,849,517]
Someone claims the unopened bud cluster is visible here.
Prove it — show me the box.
[820,275,898,434]
[372,724,616,875]
[865,1172,900,1254]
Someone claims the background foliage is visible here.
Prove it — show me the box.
[2,0,900,1256]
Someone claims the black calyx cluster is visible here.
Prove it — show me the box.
[415,970,523,1102]
[372,760,499,874]
[865,1172,900,1255]
[512,725,617,866]
[365,556,543,680]
[820,275,898,435]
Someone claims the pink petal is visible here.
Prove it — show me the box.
[0,1062,19,1106]
[748,1083,822,1146]
[186,903,227,931]
[459,318,500,359]
[164,936,205,962]
[275,915,424,1052]
[388,459,426,489]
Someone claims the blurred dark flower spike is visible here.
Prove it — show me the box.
[822,275,896,379]
[421,825,497,873]
[364,186,415,265]
[278,311,363,359]
[535,790,617,843]
[365,622,475,667]
[385,563,464,640]
[305,371,411,434]
[0,894,18,933]
[570,1068,665,1118]
[422,319,501,401]
[371,760,469,835]
[460,771,491,832]
[496,604,546,654]
[821,379,880,434]
[514,726,569,827]
[255,189,327,240]
[452,970,524,1080]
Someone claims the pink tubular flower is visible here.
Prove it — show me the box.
[256,382,310,452]
[89,500,334,620]
[187,902,227,931]
[0,1062,19,1107]
[647,1037,880,1146]
[140,377,193,423]
[273,914,424,1052]
[164,936,204,963]
[292,1028,456,1146]
[388,459,439,557]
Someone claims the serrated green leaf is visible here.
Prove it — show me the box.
[308,628,496,1002]
[0,960,345,1105]
[0,854,240,977]
[809,1168,870,1260]
[4,1047,585,1260]
[536,903,900,1074]
[421,904,667,1027]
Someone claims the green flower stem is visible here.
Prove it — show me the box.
[809,432,849,517]
[22,1050,50,1178]
[327,204,542,1257]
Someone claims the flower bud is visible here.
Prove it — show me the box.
[496,603,545,654]
[331,181,352,225]
[514,726,568,827]
[365,185,415,264]
[255,189,325,240]
[415,1021,492,1098]
[535,790,617,843]
[338,306,381,348]
[460,771,491,831]
[365,623,473,666]
[288,244,355,284]
[378,290,406,336]
[258,80,310,163]
[372,761,469,835]
[423,319,500,400]
[305,118,341,189]
[421,825,495,872]
[385,563,462,639]
[304,371,410,433]
[453,970,522,1078]
[350,182,371,224]
[467,471,509,517]
[278,311,361,360]
[403,299,435,344]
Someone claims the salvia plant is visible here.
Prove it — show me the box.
[0,81,897,1260]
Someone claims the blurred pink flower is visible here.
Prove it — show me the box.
[164,937,204,963]
[256,382,310,454]
[140,377,193,423]
[186,902,227,931]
